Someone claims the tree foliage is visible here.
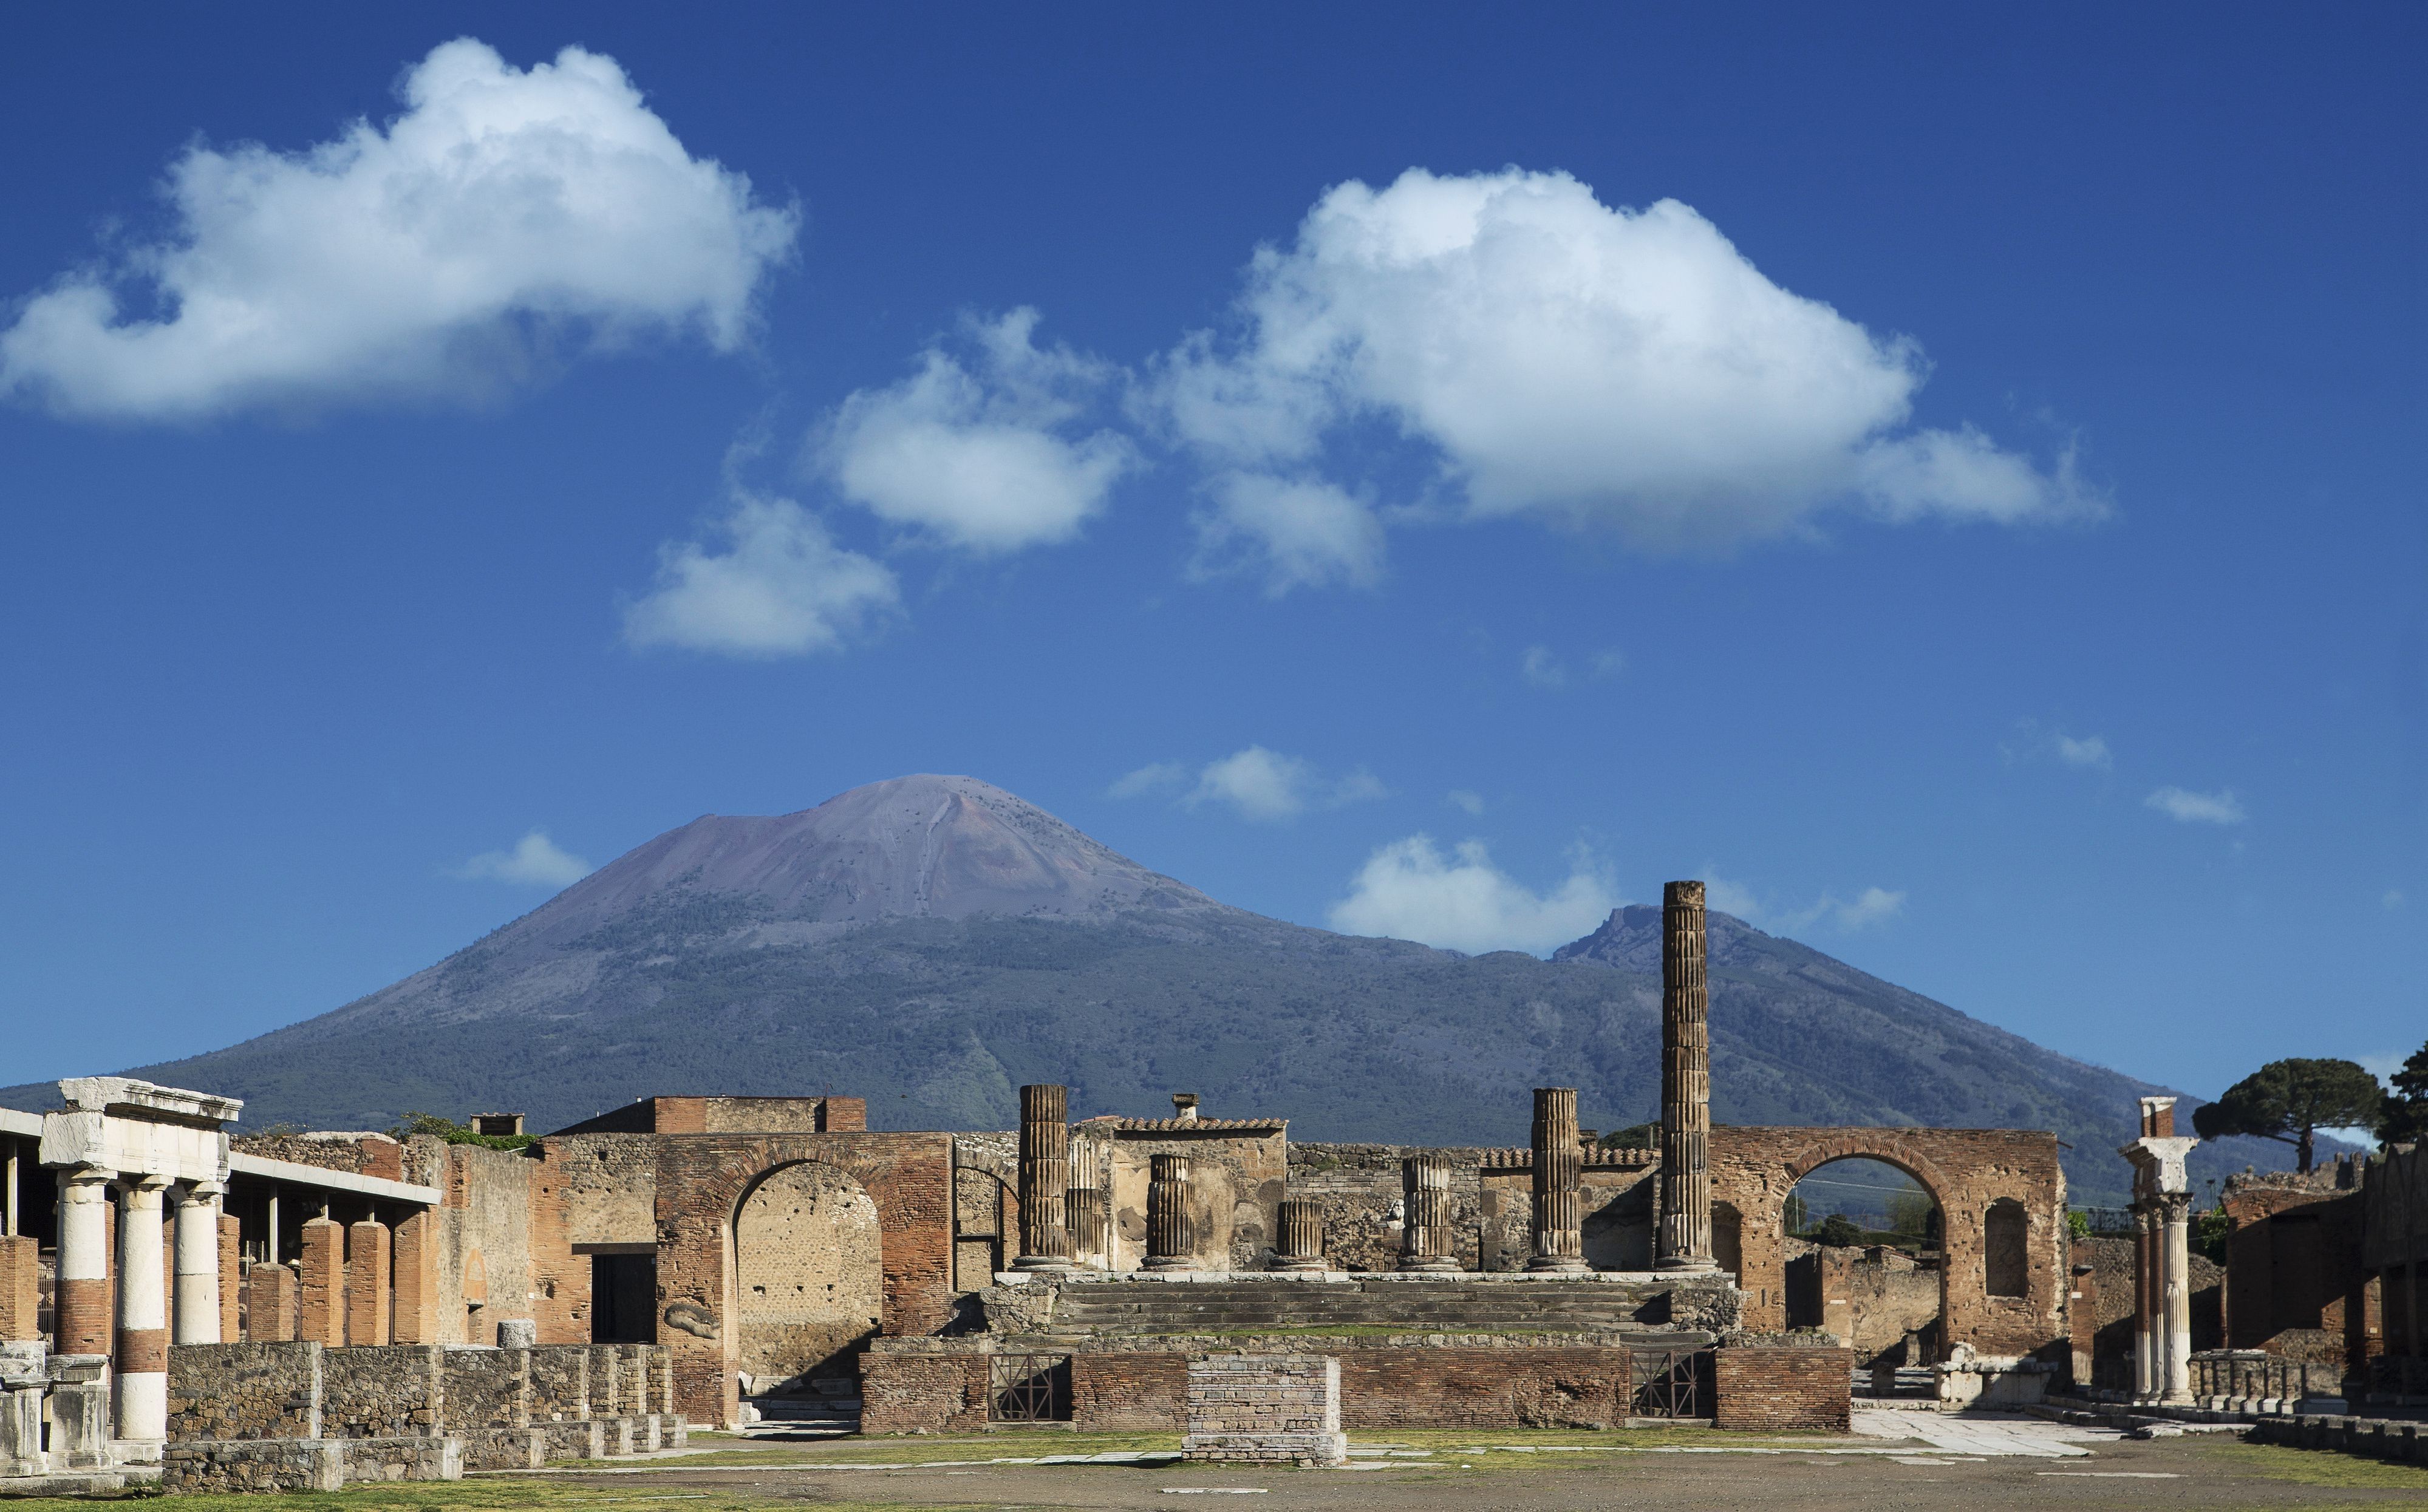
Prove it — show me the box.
[1815,1213,1864,1247]
[2191,1058,2382,1173]
[387,1111,534,1151]
[2376,1040,2428,1146]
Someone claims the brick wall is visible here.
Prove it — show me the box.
[859,1352,986,1434]
[0,1234,36,1341]
[1073,1352,1188,1429]
[345,1222,392,1346]
[1184,1354,1343,1465]
[2223,1179,2373,1371]
[233,1134,404,1182]
[1713,1345,1852,1432]
[1710,1126,2067,1360]
[298,1220,344,1346]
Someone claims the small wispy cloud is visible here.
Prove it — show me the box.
[1521,646,1567,690]
[2385,890,2406,911]
[1112,746,1385,822]
[1446,790,1487,816]
[1702,868,1906,935]
[2003,719,2112,771]
[2146,786,2246,826]
[2054,734,2112,770]
[455,831,592,888]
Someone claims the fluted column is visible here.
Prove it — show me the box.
[174,1182,224,1344]
[2158,1193,2194,1404]
[1012,1083,1075,1272]
[1398,1156,1458,1272]
[1657,880,1717,1272]
[1064,1188,1107,1269]
[117,1175,172,1441]
[1144,1154,1195,1271]
[54,1170,114,1357]
[1275,1199,1327,1272]
[2130,1205,2156,1400]
[1529,1088,1589,1272]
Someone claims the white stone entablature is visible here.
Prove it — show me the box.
[38,1077,239,1183]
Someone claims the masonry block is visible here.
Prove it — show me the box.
[0,1236,37,1341]
[346,1221,392,1346]
[298,1221,344,1347]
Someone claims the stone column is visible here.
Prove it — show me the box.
[1397,1156,1458,1272]
[250,1262,297,1343]
[116,1174,172,1441]
[1657,880,1717,1272]
[1275,1199,1326,1272]
[1064,1188,1108,1269]
[1012,1084,1076,1272]
[55,1170,114,1358]
[174,1181,224,1344]
[2158,1193,2194,1404]
[347,1219,392,1346]
[1144,1154,1196,1271]
[2129,1206,2156,1400]
[1528,1087,1589,1273]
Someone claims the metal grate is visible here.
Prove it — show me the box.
[988,1353,1072,1422]
[1630,1349,1709,1419]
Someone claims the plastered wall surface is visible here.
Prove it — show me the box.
[1104,1128,1284,1271]
[734,1161,883,1388]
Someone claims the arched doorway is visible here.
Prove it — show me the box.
[1781,1157,1944,1368]
[733,1162,883,1394]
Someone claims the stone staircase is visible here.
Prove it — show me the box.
[740,1378,862,1440]
[1032,1278,1695,1340]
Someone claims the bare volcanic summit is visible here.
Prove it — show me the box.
[1,773,2234,1205]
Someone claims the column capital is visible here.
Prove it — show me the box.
[182,1179,227,1201]
[61,1166,116,1191]
[125,1173,175,1197]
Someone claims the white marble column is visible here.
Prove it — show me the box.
[2159,1194,2194,1404]
[174,1182,223,1345]
[2130,1207,2155,1401]
[115,1176,172,1442]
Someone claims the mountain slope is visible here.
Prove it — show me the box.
[0,775,2264,1205]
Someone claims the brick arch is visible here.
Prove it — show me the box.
[650,1131,954,1426]
[1710,1126,2067,1363]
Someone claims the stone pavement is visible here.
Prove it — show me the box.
[1850,1406,2117,1458]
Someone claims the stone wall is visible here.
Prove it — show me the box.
[398,1137,586,1347]
[166,1343,322,1442]
[734,1162,884,1389]
[1103,1125,1286,1272]
[2076,1233,2222,1386]
[1712,1344,1853,1431]
[554,1134,661,1248]
[444,1346,529,1430]
[1288,1145,1662,1273]
[319,1343,442,1437]
[2223,1175,2373,1371]
[233,1132,404,1182]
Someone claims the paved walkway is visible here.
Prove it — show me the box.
[1852,1408,2118,1458]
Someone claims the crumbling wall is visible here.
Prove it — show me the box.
[2223,1173,2371,1369]
[550,1134,660,1248]
[734,1162,883,1389]
[1104,1126,1286,1271]
[1287,1145,1659,1273]
[234,1133,404,1182]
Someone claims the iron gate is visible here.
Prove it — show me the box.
[1630,1348,1710,1420]
[988,1353,1072,1422]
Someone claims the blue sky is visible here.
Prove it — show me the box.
[2,5,2421,1108]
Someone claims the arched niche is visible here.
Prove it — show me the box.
[731,1161,883,1392]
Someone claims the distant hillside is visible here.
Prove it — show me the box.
[0,774,2288,1205]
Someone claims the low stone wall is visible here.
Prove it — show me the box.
[860,1354,987,1434]
[2249,1412,2426,1464]
[443,1347,528,1432]
[166,1343,322,1442]
[321,1344,443,1438]
[1184,1354,1345,1467]
[1712,1344,1852,1432]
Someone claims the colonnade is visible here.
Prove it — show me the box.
[2120,1095,2199,1405]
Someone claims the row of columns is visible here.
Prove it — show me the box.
[1001,882,1722,1276]
[55,1170,226,1440]
[2119,1094,2198,1405]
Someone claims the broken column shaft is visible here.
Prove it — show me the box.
[1012,1083,1076,1272]
[1657,880,1718,1273]
[1398,1155,1458,1272]
[1528,1087,1589,1272]
[1275,1198,1327,1272]
[1144,1154,1195,1270]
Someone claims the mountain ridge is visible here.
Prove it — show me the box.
[0,774,2277,1205]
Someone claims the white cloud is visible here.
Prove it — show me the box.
[1108,761,1189,799]
[1152,168,2099,556]
[1521,647,1567,689]
[2146,786,2246,825]
[2055,733,2112,769]
[1,39,796,420]
[624,490,898,657]
[1117,747,1386,822]
[1446,789,1486,816]
[1702,868,1906,935]
[455,830,591,888]
[1329,835,1620,955]
[2385,890,2406,911]
[812,308,1133,553]
[1190,473,1384,594]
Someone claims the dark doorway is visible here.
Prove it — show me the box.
[592,1252,657,1343]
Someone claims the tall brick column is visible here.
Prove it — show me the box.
[217,1213,241,1343]
[55,1170,114,1356]
[1528,1088,1589,1272]
[1012,1084,1076,1272]
[392,1210,437,1343]
[173,1181,224,1344]
[116,1174,172,1440]
[298,1217,345,1346]
[1144,1154,1196,1270]
[0,1234,36,1341]
[1275,1199,1327,1272]
[1398,1156,1458,1272]
[1657,880,1717,1273]
[346,1219,392,1346]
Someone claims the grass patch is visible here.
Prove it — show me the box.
[660,1430,1184,1466]
[2201,1440,2428,1490]
[0,1485,936,1512]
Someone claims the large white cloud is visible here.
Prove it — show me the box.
[1111,746,1385,822]
[1329,834,1619,955]
[1153,168,2100,567]
[624,490,898,657]
[813,309,1133,553]
[0,39,796,419]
